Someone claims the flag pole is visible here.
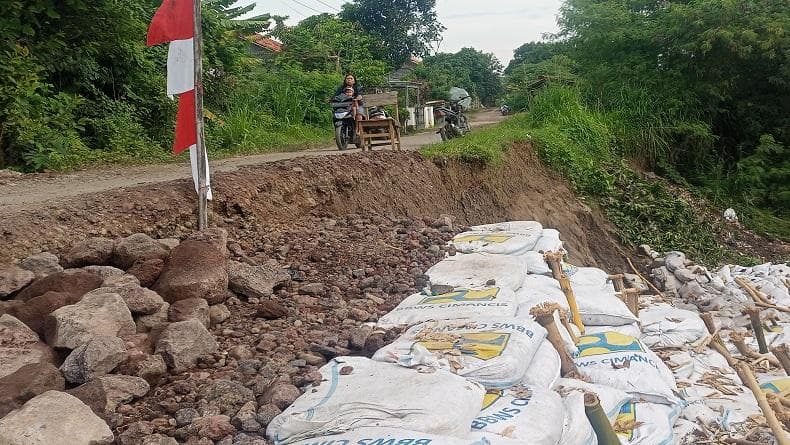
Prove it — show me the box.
[193,0,209,230]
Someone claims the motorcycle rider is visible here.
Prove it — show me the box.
[335,74,364,120]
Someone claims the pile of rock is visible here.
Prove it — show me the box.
[0,228,290,444]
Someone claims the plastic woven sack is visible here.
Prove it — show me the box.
[573,332,680,405]
[373,318,546,389]
[452,232,539,256]
[377,287,518,328]
[427,253,527,292]
[471,386,564,444]
[266,357,485,444]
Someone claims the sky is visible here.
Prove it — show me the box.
[243,0,563,66]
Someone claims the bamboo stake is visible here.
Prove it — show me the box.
[730,331,780,368]
[772,344,790,376]
[558,308,579,345]
[700,313,738,366]
[737,277,772,306]
[744,306,770,354]
[623,288,641,317]
[544,252,585,334]
[531,303,579,377]
[626,257,665,299]
[584,393,621,445]
[735,362,790,445]
[608,274,626,293]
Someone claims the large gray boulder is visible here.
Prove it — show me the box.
[18,252,63,279]
[102,285,165,315]
[68,375,150,415]
[153,240,229,305]
[0,264,35,299]
[135,302,170,334]
[113,234,170,270]
[156,319,218,373]
[45,291,135,349]
[0,314,56,378]
[0,390,114,445]
[227,260,289,300]
[62,237,116,268]
[60,335,128,384]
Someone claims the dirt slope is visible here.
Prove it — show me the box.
[0,144,629,270]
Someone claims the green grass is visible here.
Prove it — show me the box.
[422,85,786,265]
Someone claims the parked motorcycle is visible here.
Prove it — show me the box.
[434,87,472,142]
[331,97,360,150]
[500,104,512,116]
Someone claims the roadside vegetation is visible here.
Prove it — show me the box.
[424,0,789,263]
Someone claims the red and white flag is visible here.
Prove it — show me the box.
[147,0,212,200]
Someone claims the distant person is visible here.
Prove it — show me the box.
[335,74,363,99]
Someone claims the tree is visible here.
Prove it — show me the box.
[505,41,564,74]
[413,48,503,106]
[339,0,445,67]
[273,14,388,85]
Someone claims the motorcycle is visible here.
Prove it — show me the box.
[434,87,472,141]
[500,104,512,116]
[331,97,360,150]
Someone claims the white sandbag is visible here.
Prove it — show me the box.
[569,267,610,288]
[614,402,681,445]
[557,391,596,445]
[639,303,707,348]
[373,318,546,389]
[471,386,564,444]
[519,251,552,275]
[574,332,680,405]
[377,287,518,328]
[266,357,485,444]
[532,229,564,254]
[584,323,642,339]
[672,419,701,445]
[519,341,561,389]
[452,232,539,255]
[427,253,527,292]
[515,275,638,327]
[554,378,632,421]
[470,221,543,237]
[289,428,523,445]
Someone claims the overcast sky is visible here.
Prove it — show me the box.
[242,0,562,65]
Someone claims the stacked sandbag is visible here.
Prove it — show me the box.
[266,357,485,444]
[555,379,631,445]
[515,274,637,327]
[638,303,707,348]
[426,254,527,292]
[377,287,518,328]
[471,386,564,444]
[372,318,546,389]
[573,332,681,406]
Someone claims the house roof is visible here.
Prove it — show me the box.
[246,35,283,53]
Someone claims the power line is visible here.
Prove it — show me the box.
[277,0,307,18]
[309,0,340,12]
[289,0,325,14]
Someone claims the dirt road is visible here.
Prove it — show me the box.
[0,109,505,212]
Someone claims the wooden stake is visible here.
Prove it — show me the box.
[700,313,737,366]
[531,302,579,377]
[193,0,209,231]
[558,308,579,345]
[544,252,585,334]
[744,306,770,354]
[772,344,790,376]
[584,393,621,445]
[735,362,790,445]
[621,288,641,317]
[608,274,626,292]
[627,257,665,299]
[730,331,780,368]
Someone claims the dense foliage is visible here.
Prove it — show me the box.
[412,48,503,106]
[503,0,789,222]
[339,0,445,67]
